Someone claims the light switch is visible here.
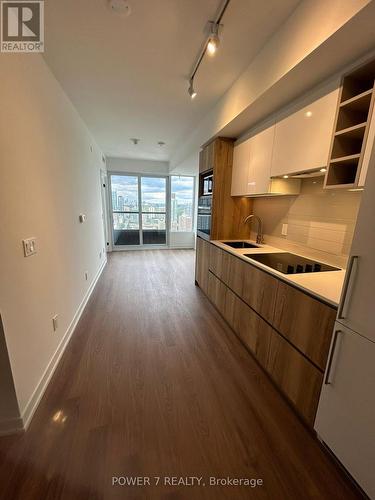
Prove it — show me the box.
[23,238,37,257]
[281,224,288,236]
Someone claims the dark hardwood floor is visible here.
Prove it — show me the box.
[0,250,363,499]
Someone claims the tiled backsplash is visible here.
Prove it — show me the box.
[251,178,362,268]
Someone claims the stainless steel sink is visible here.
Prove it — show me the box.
[222,241,259,249]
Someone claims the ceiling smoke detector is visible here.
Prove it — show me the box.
[130,138,140,145]
[107,0,132,16]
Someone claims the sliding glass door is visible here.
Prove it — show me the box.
[110,174,167,248]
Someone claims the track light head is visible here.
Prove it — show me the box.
[188,80,197,99]
[207,22,220,56]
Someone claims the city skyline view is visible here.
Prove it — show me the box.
[110,174,194,244]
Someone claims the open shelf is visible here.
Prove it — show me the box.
[340,89,373,110]
[330,153,361,164]
[325,57,375,188]
[336,104,370,131]
[326,157,359,187]
[335,122,367,137]
[340,60,375,101]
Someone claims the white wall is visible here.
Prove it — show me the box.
[107,157,169,175]
[0,53,106,426]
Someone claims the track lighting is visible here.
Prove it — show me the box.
[188,80,197,99]
[187,0,231,99]
[207,22,220,56]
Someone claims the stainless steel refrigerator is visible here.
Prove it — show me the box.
[315,134,375,498]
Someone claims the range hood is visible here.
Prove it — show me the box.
[288,168,327,179]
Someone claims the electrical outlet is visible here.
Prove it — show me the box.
[52,315,59,332]
[23,237,37,257]
[281,223,288,236]
[85,271,88,281]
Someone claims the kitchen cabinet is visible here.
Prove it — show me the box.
[231,140,250,196]
[231,125,300,197]
[210,244,278,323]
[199,141,215,173]
[195,236,210,294]
[267,330,323,426]
[198,138,252,240]
[233,295,272,369]
[209,245,245,296]
[273,282,336,369]
[325,58,375,189]
[271,88,339,177]
[315,323,375,499]
[197,241,335,426]
[207,272,236,329]
[242,261,278,323]
[208,270,272,370]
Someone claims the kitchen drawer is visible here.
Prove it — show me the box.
[273,282,336,370]
[207,272,236,328]
[242,262,278,323]
[267,330,323,425]
[233,297,272,369]
[209,245,245,296]
[195,236,210,295]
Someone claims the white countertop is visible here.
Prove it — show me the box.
[211,240,346,307]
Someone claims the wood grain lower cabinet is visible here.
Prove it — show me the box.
[207,272,236,328]
[267,331,323,426]
[209,245,244,295]
[208,272,272,369]
[242,263,278,323]
[195,237,210,294]
[233,297,272,369]
[273,282,336,370]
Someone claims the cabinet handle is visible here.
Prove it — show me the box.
[337,255,359,320]
[324,329,342,385]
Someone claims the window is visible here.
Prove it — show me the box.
[170,176,194,232]
[110,174,167,246]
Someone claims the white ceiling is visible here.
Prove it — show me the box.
[43,0,300,161]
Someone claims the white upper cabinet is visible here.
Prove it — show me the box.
[231,140,251,196]
[232,124,300,197]
[271,88,339,177]
[232,125,275,197]
[247,125,275,195]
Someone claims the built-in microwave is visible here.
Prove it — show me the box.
[202,173,213,196]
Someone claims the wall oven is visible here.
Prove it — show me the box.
[197,195,212,240]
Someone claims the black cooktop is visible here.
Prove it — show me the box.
[244,252,341,275]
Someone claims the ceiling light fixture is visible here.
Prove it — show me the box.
[283,175,289,179]
[207,22,220,56]
[188,80,197,99]
[320,167,327,172]
[107,0,132,16]
[187,0,231,99]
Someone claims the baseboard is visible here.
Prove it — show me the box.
[0,416,24,437]
[21,259,107,431]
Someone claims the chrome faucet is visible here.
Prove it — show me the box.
[244,214,264,244]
